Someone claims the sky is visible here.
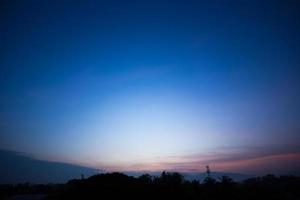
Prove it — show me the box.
[0,0,300,175]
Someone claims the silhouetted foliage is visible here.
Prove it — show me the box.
[138,173,152,184]
[203,176,217,185]
[1,173,300,200]
[219,175,233,184]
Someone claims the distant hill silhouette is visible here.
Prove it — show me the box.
[0,150,98,184]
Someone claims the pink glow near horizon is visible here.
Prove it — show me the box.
[95,152,300,175]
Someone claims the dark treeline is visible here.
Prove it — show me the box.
[1,172,300,200]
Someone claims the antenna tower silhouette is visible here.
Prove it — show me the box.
[206,165,210,177]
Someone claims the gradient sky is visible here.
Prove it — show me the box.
[1,0,300,175]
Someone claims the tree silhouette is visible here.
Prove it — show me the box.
[138,174,152,184]
[1,172,300,200]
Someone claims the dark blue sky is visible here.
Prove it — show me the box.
[1,0,300,174]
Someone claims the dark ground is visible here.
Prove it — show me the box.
[1,172,300,200]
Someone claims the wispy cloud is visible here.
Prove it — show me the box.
[100,145,300,175]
